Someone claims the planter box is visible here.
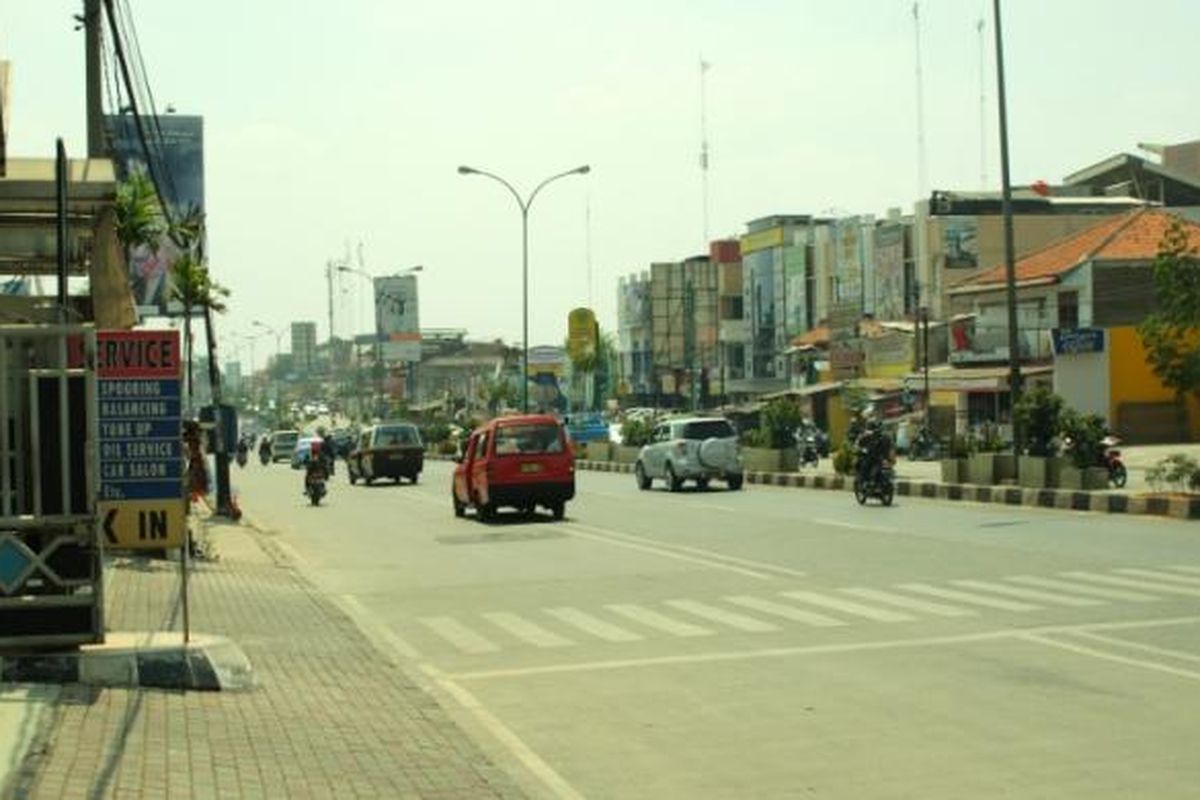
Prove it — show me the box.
[1085,466,1110,491]
[741,448,800,472]
[940,459,966,484]
[1061,465,1110,491]
[587,441,613,462]
[1045,457,1066,489]
[967,453,997,485]
[994,454,1016,483]
[1017,456,1047,489]
[613,445,641,464]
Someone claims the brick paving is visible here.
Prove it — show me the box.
[11,517,527,799]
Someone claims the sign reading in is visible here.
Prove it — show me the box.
[96,330,185,549]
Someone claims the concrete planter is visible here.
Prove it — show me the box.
[940,459,966,484]
[994,454,1016,483]
[1017,456,1047,489]
[967,453,998,485]
[1046,457,1066,489]
[743,447,799,472]
[614,445,641,464]
[587,441,613,462]
[1059,465,1108,491]
[1085,466,1110,491]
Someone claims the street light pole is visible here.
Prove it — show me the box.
[993,0,1022,456]
[458,164,591,413]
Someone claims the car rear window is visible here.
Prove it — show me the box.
[374,425,421,446]
[273,432,299,446]
[682,420,734,440]
[494,424,564,455]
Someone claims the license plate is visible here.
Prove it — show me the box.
[389,453,407,461]
[520,463,543,473]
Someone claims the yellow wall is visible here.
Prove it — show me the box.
[1108,326,1200,439]
[827,397,851,444]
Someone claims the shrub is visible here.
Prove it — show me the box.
[620,417,656,448]
[1014,385,1065,457]
[423,422,451,444]
[1146,453,1200,493]
[1059,410,1107,469]
[760,398,805,449]
[740,427,772,449]
[948,433,972,459]
[833,442,857,475]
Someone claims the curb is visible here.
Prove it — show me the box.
[0,633,253,692]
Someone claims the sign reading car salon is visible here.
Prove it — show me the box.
[1051,328,1105,355]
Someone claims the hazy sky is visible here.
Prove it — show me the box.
[3,1,1197,368]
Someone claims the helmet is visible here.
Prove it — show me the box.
[317,426,327,436]
[867,420,882,433]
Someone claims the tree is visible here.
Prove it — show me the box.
[1013,385,1065,457]
[167,209,230,404]
[1138,217,1200,399]
[113,170,163,260]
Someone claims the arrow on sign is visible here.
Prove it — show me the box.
[103,508,118,544]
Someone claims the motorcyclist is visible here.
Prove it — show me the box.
[258,435,272,463]
[304,439,328,494]
[855,419,891,486]
[235,436,249,466]
[318,427,337,476]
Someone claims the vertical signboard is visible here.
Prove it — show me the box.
[873,224,906,320]
[374,274,421,362]
[95,330,185,549]
[567,307,598,364]
[783,244,807,337]
[834,217,864,307]
[942,217,979,269]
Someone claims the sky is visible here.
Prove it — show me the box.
[3,0,1197,369]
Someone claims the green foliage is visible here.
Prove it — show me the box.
[422,422,452,444]
[620,416,656,448]
[1060,409,1107,469]
[479,375,517,414]
[832,442,857,475]
[740,427,772,448]
[947,433,973,459]
[1014,385,1065,457]
[842,383,870,417]
[760,398,805,449]
[1146,453,1200,494]
[1137,218,1200,397]
[114,171,163,254]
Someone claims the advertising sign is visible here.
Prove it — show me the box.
[95,330,185,550]
[834,217,864,307]
[526,345,567,412]
[783,245,807,337]
[567,307,598,363]
[943,217,979,269]
[874,225,906,320]
[105,115,205,316]
[374,274,421,362]
[1052,327,1105,355]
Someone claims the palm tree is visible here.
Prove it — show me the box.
[167,209,229,403]
[113,171,163,258]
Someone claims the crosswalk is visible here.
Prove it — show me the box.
[409,565,1200,657]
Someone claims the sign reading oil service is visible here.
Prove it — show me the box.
[96,330,185,549]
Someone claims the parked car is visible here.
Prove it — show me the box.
[291,436,318,469]
[452,414,575,521]
[635,416,743,491]
[330,427,355,458]
[565,412,610,444]
[347,422,425,485]
[270,430,301,463]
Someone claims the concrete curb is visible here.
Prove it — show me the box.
[0,633,253,692]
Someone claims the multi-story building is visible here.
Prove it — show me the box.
[290,321,317,375]
[649,256,719,407]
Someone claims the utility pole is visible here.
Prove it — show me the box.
[84,0,105,157]
[699,58,711,247]
[993,0,1022,456]
[325,260,336,346]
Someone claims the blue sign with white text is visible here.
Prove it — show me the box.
[1052,328,1105,356]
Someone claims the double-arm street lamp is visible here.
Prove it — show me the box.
[457,164,590,412]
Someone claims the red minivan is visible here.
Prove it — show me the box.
[452,415,575,521]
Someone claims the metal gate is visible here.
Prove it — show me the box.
[0,324,103,649]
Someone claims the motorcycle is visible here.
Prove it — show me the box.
[853,451,895,507]
[236,447,248,468]
[1101,435,1127,488]
[908,427,936,461]
[304,468,327,506]
[796,430,820,468]
[259,447,271,466]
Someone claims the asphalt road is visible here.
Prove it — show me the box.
[235,458,1200,800]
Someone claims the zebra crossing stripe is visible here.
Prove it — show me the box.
[482,612,574,648]
[724,596,847,627]
[546,608,643,642]
[1062,572,1200,598]
[1115,568,1200,586]
[605,604,714,637]
[1169,566,1200,576]
[1006,575,1159,602]
[781,590,915,622]
[665,600,780,632]
[951,579,1104,607]
[419,617,500,654]
[897,583,1040,611]
[838,587,977,617]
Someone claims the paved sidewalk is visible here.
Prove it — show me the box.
[5,516,527,799]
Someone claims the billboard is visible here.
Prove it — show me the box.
[834,217,865,307]
[374,274,421,362]
[526,345,567,412]
[874,225,906,320]
[783,244,807,337]
[943,217,979,269]
[104,114,205,316]
[567,307,598,364]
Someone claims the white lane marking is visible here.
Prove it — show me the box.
[839,587,977,618]
[419,663,586,800]
[812,517,901,535]
[545,607,643,643]
[1170,566,1200,576]
[897,583,1040,612]
[558,524,772,580]
[1061,571,1200,598]
[565,521,808,579]
[1006,575,1159,603]
[451,615,1200,681]
[665,599,780,632]
[781,590,916,622]
[605,604,714,637]
[724,596,847,627]
[1021,634,1200,682]
[1116,568,1200,586]
[482,612,574,648]
[951,579,1104,608]
[1066,630,1200,664]
[419,616,501,654]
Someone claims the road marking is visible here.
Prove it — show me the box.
[564,521,808,579]
[604,604,714,637]
[419,616,501,654]
[665,599,780,632]
[781,590,916,622]
[1061,571,1200,598]
[450,615,1200,681]
[336,595,423,658]
[1020,633,1200,682]
[839,587,977,618]
[1066,630,1200,664]
[724,595,847,627]
[545,607,642,642]
[897,583,1040,612]
[1170,566,1200,576]
[812,517,901,535]
[1115,568,1200,586]
[950,579,1104,607]
[483,612,574,648]
[558,524,773,580]
[1005,575,1159,603]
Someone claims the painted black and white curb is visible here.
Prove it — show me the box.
[0,633,253,691]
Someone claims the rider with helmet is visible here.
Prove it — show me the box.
[855,418,891,486]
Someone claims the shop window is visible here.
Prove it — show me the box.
[1058,292,1079,330]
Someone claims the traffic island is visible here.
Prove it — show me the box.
[0,632,252,691]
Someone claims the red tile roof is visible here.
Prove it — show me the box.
[955,209,1200,290]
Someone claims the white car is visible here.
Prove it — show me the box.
[635,417,744,492]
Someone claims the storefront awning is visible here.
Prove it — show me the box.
[905,364,1052,392]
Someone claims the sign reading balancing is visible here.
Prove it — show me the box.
[96,330,185,549]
